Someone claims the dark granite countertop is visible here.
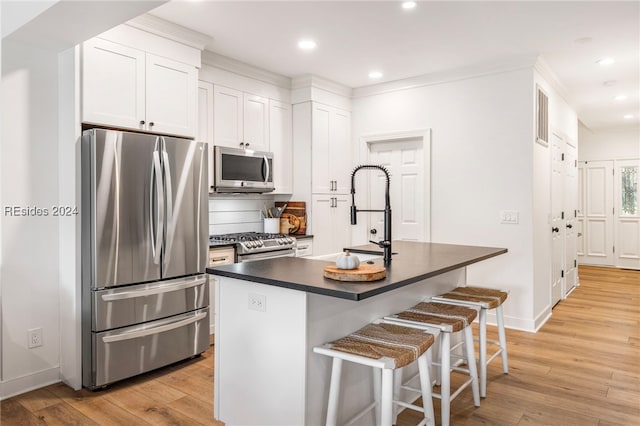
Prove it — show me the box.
[206,241,507,301]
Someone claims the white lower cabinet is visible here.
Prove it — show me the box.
[208,246,235,334]
[295,238,313,257]
[311,195,351,256]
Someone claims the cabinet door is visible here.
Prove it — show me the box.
[330,109,352,194]
[270,100,292,194]
[198,81,215,192]
[311,104,332,193]
[214,85,243,148]
[334,195,352,249]
[146,54,197,138]
[311,195,351,255]
[243,93,269,152]
[82,38,145,130]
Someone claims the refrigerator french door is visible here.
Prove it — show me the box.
[81,128,210,389]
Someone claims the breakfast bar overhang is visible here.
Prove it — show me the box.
[207,241,507,425]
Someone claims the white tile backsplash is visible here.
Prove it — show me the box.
[208,196,278,235]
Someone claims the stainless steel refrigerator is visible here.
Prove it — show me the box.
[81,128,210,389]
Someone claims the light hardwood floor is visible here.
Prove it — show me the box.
[1,266,638,425]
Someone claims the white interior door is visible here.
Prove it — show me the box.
[367,138,425,243]
[579,161,614,266]
[550,133,565,306]
[564,143,578,293]
[614,159,640,269]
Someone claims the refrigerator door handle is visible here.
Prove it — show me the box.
[162,137,174,266]
[101,311,207,343]
[100,276,207,301]
[151,146,164,265]
[263,155,270,184]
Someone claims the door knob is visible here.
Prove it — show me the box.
[552,227,559,233]
[370,228,377,235]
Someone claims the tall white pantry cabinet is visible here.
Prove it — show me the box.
[294,101,353,255]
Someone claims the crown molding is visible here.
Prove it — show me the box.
[291,75,352,98]
[353,54,539,98]
[534,56,570,102]
[201,50,292,89]
[126,13,211,50]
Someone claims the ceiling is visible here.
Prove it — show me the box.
[150,1,639,132]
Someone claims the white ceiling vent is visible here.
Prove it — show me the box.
[536,86,549,146]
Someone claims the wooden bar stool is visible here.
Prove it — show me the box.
[313,320,437,426]
[432,287,509,398]
[385,302,481,426]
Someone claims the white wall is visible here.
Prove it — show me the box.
[352,68,536,330]
[578,124,640,161]
[532,68,579,330]
[1,40,62,397]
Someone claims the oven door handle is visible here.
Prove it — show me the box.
[239,249,295,262]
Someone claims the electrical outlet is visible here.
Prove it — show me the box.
[248,293,266,312]
[28,327,43,348]
[500,210,519,224]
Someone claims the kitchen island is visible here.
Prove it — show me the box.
[207,241,506,425]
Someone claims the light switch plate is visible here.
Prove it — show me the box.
[500,210,519,224]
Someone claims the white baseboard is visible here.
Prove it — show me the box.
[0,367,60,400]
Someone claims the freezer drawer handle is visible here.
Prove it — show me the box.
[100,277,207,301]
[101,311,207,343]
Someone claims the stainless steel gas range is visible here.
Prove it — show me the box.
[210,232,297,263]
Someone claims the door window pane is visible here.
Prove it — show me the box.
[621,166,638,215]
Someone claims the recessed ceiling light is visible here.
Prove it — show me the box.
[297,39,317,50]
[402,2,417,10]
[368,71,383,79]
[624,114,634,119]
[597,58,615,66]
[614,95,628,101]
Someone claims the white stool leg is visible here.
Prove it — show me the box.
[326,357,343,426]
[463,326,481,407]
[392,368,403,424]
[418,351,436,426]
[380,369,394,426]
[373,367,381,426]
[478,308,488,398]
[440,332,451,426]
[496,305,509,374]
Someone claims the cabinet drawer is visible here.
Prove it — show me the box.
[295,240,313,257]
[93,275,208,331]
[91,308,209,388]
[209,246,235,266]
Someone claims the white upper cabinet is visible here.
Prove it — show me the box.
[269,100,292,194]
[145,54,197,137]
[82,38,145,131]
[197,80,215,192]
[213,85,269,152]
[82,37,198,138]
[311,103,352,194]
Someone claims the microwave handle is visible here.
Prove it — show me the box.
[263,155,270,184]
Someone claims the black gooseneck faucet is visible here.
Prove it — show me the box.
[350,165,392,264]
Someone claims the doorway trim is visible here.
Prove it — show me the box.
[357,128,432,243]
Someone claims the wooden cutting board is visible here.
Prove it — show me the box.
[323,264,386,282]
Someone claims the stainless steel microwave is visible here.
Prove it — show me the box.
[213,146,274,193]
